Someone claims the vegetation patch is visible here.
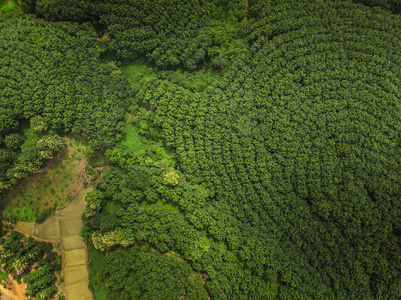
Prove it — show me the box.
[62,235,86,251]
[64,249,87,267]
[14,221,33,236]
[33,214,60,241]
[0,227,62,300]
[65,280,91,300]
[88,244,107,300]
[0,0,22,19]
[83,0,401,299]
[64,264,88,286]
[60,217,83,237]
[102,244,209,299]
[2,138,87,222]
[4,0,401,299]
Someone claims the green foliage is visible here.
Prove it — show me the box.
[88,244,108,300]
[36,134,66,159]
[28,0,211,69]
[24,263,57,299]
[0,0,23,19]
[5,0,401,299]
[0,149,16,182]
[0,16,127,196]
[101,0,211,69]
[102,244,209,300]
[352,0,401,13]
[163,170,180,186]
[83,190,103,217]
[0,17,126,150]
[0,113,18,134]
[0,231,59,299]
[24,0,250,70]
[85,0,401,299]
[157,64,222,92]
[4,133,23,150]
[30,116,48,132]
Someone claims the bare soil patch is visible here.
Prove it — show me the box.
[0,274,28,300]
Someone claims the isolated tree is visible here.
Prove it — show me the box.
[30,116,48,132]
[36,134,66,159]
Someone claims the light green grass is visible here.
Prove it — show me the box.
[161,201,180,213]
[107,124,174,170]
[60,217,83,236]
[65,280,92,300]
[4,207,36,221]
[64,265,88,286]
[119,124,147,155]
[63,236,86,251]
[120,59,157,86]
[64,249,87,267]
[88,244,108,300]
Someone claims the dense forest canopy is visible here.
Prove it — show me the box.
[0,18,126,148]
[2,0,401,299]
[22,0,249,69]
[0,16,126,198]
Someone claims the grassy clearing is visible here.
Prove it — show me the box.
[33,214,60,240]
[64,249,87,267]
[2,137,87,221]
[118,124,147,156]
[14,221,34,236]
[65,280,92,300]
[120,59,157,86]
[107,123,175,171]
[63,235,86,251]
[60,216,83,236]
[0,0,22,19]
[88,244,107,300]
[64,265,88,286]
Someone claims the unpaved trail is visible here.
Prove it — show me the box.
[125,112,134,124]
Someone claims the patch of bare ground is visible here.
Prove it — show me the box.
[0,274,28,300]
